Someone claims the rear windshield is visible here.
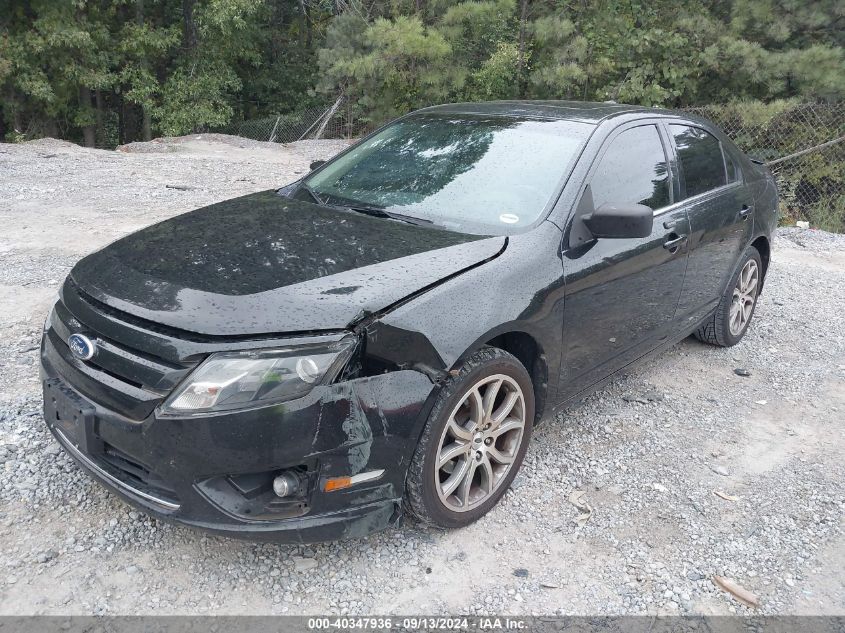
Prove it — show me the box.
[303,114,593,234]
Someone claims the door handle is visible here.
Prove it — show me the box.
[663,234,688,252]
[740,204,753,220]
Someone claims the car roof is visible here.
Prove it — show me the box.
[414,100,680,125]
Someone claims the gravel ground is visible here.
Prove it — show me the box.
[0,136,843,616]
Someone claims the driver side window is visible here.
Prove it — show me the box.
[591,125,671,211]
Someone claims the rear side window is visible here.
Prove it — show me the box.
[591,125,670,211]
[670,125,727,197]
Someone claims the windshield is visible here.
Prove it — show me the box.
[302,114,593,234]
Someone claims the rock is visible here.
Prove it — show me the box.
[292,556,318,572]
[125,565,140,575]
[733,368,751,377]
[642,389,665,402]
[513,568,529,578]
[36,550,58,564]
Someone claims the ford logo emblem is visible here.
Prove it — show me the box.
[68,333,96,360]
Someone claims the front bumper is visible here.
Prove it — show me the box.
[41,335,437,543]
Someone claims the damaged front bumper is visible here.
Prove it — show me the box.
[41,335,438,543]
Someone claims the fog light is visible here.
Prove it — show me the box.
[272,471,300,498]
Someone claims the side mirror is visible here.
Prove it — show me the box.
[582,203,653,239]
[310,159,326,171]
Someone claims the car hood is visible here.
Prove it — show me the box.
[70,190,505,336]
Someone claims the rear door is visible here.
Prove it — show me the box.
[666,124,754,329]
[558,122,691,399]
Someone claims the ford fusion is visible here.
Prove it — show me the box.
[41,101,777,542]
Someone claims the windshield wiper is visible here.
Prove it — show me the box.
[344,204,432,226]
[299,185,432,226]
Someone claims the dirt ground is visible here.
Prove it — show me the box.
[0,136,842,616]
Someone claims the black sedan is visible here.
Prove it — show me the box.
[40,101,778,541]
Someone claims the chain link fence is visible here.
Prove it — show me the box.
[222,100,845,232]
[216,98,369,144]
[683,102,845,232]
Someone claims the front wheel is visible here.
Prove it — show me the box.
[405,347,534,528]
[695,245,763,347]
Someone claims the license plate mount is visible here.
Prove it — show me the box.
[43,380,101,455]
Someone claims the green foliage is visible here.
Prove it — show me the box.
[0,0,843,152]
[438,0,516,71]
[0,0,331,142]
[155,61,241,135]
[320,14,455,123]
[468,41,520,100]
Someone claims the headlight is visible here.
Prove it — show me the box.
[160,338,356,416]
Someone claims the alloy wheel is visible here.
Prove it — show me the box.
[729,259,759,336]
[434,374,527,512]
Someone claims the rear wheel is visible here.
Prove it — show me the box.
[695,246,763,347]
[405,347,534,528]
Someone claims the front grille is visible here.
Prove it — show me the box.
[46,280,200,419]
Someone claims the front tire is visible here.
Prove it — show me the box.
[405,347,534,528]
[695,245,763,347]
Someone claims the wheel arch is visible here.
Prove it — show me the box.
[750,234,771,292]
[452,326,550,425]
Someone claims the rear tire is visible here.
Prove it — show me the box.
[694,245,763,347]
[405,347,534,529]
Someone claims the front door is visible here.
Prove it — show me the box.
[558,123,691,399]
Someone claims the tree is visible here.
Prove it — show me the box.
[1,0,114,145]
[118,1,180,141]
[1,0,843,144]
[320,14,455,123]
